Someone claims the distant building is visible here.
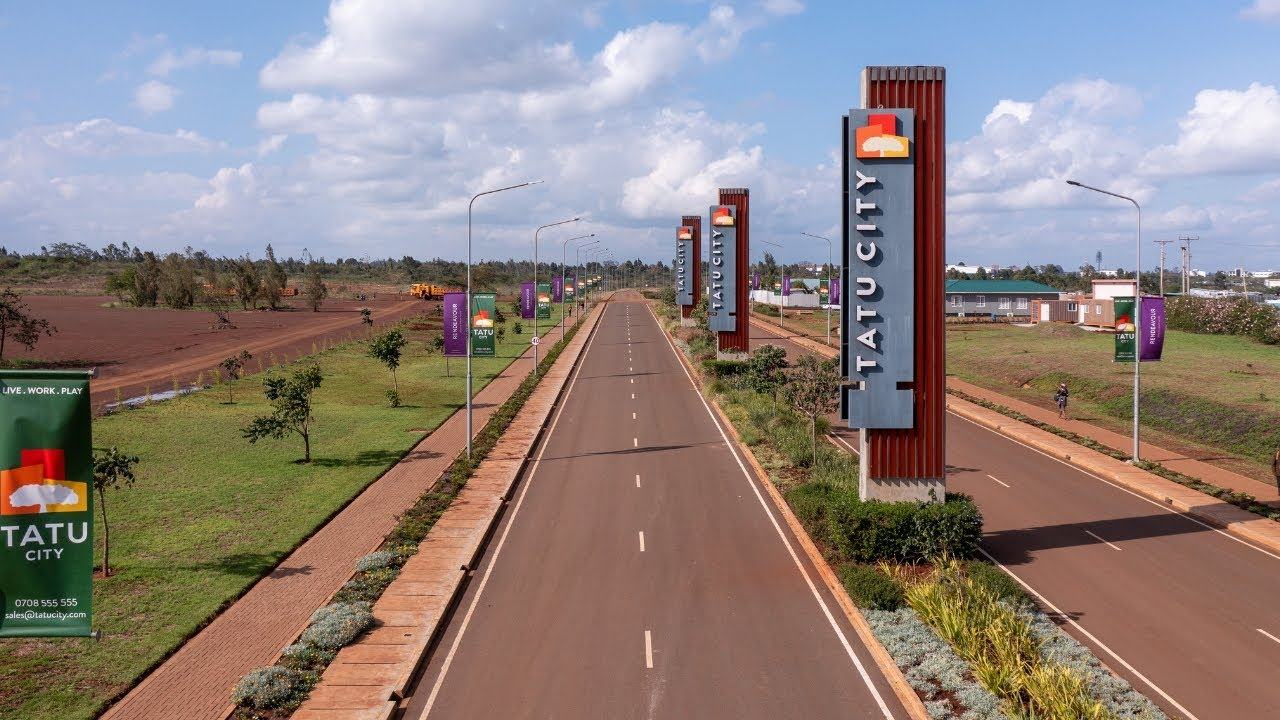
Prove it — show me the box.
[945,262,1002,276]
[944,279,1062,318]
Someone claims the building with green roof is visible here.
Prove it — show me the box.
[944,279,1064,317]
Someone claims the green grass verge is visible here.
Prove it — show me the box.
[0,314,543,720]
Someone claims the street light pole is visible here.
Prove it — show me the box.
[761,239,784,329]
[1067,179,1143,462]
[467,180,542,457]
[561,233,595,334]
[801,232,835,345]
[576,241,601,310]
[533,217,580,374]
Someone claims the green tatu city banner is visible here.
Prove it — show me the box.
[0,370,94,637]
[819,282,829,305]
[536,282,551,320]
[470,292,497,357]
[1114,296,1137,362]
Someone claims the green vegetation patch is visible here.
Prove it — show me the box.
[0,314,535,720]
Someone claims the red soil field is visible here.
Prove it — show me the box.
[5,294,432,413]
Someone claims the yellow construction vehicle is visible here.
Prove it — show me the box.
[409,283,460,300]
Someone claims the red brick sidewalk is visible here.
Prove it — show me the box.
[102,320,577,720]
[947,377,1280,507]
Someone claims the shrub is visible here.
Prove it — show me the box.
[279,643,336,672]
[839,564,905,610]
[299,602,374,650]
[230,666,317,709]
[385,388,401,407]
[966,561,1030,606]
[355,550,401,572]
[702,358,748,378]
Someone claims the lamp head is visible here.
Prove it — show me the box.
[1066,180,1081,187]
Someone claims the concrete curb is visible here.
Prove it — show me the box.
[656,304,930,720]
[288,300,610,720]
[946,394,1280,556]
[749,315,838,358]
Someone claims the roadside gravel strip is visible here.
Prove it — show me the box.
[287,298,609,720]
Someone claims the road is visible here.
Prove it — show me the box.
[402,295,908,719]
[748,319,1280,720]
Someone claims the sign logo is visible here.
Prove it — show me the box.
[711,207,735,226]
[855,113,910,159]
[677,227,692,240]
[472,309,494,328]
[537,291,550,303]
[1115,313,1135,332]
[1,450,87,515]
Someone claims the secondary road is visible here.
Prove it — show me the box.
[402,294,909,719]
[749,319,1280,720]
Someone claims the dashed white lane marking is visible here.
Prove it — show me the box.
[1259,628,1280,645]
[636,474,641,488]
[633,437,638,447]
[639,531,646,552]
[979,548,1201,720]
[631,393,635,399]
[632,412,637,420]
[631,378,634,384]
[1085,530,1122,551]
[987,474,1010,488]
[629,366,633,372]
[644,630,654,669]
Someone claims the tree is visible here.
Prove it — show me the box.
[368,328,407,394]
[93,446,139,577]
[219,350,252,403]
[745,344,789,397]
[360,308,373,326]
[302,262,328,311]
[783,354,841,466]
[242,364,323,463]
[132,252,161,306]
[232,256,261,310]
[262,244,288,310]
[159,253,199,309]
[104,268,135,301]
[0,288,56,361]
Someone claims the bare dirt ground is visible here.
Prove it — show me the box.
[5,294,432,414]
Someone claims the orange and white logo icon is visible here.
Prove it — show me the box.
[1,449,87,515]
[712,207,734,226]
[472,310,494,328]
[855,113,909,159]
[677,227,692,240]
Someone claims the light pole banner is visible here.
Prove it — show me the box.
[536,283,551,320]
[1,370,94,638]
[830,278,840,307]
[1141,296,1165,362]
[751,273,760,291]
[782,274,791,297]
[520,282,534,320]
[471,293,497,357]
[819,281,829,305]
[707,205,737,332]
[676,227,694,306]
[564,280,574,300]
[443,292,467,357]
[1114,296,1137,362]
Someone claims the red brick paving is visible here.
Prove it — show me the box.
[100,313,586,720]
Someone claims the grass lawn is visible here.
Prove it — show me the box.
[0,312,545,720]
[947,322,1280,481]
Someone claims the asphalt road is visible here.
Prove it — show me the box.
[402,296,908,719]
[748,320,1280,720]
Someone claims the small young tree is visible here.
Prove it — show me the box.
[783,354,841,466]
[360,308,373,326]
[242,364,323,463]
[302,261,328,311]
[219,350,253,403]
[92,446,139,576]
[261,244,289,310]
[0,287,57,362]
[746,344,789,412]
[368,328,407,395]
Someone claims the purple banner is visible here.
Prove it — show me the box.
[443,292,467,357]
[782,274,791,297]
[553,277,563,303]
[830,278,840,306]
[520,282,534,320]
[751,273,760,290]
[1140,296,1165,362]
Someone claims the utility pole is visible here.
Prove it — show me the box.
[1179,235,1198,293]
[1153,239,1173,296]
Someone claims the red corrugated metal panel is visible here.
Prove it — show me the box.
[681,215,702,319]
[718,188,750,352]
[864,67,946,481]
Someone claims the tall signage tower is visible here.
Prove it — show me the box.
[714,188,750,358]
[841,66,946,502]
[679,215,702,326]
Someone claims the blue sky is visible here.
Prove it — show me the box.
[2,1,1279,273]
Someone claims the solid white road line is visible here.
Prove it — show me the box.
[419,303,608,718]
[987,474,1011,488]
[639,531,646,552]
[954,413,1280,562]
[978,548,1201,720]
[830,432,858,454]
[1084,530,1122,551]
[650,303,895,719]
[1258,628,1280,645]
[645,630,654,669]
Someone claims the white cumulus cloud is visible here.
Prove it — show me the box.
[1140,82,1280,176]
[148,47,243,76]
[1241,0,1280,21]
[134,80,179,114]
